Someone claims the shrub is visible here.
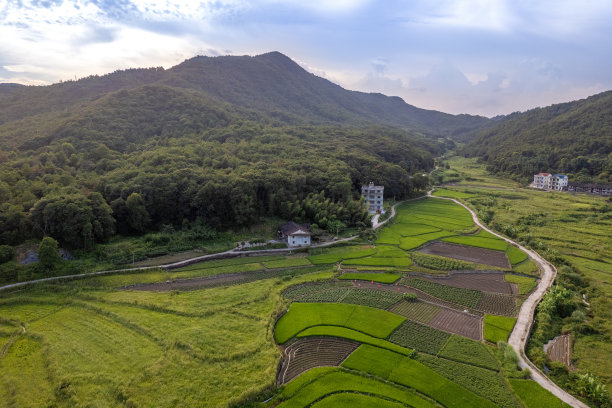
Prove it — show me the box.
[0,245,15,264]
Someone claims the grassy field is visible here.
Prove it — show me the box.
[432,188,476,198]
[0,265,334,408]
[443,155,612,391]
[274,302,405,344]
[484,314,518,343]
[342,345,497,408]
[338,272,401,283]
[509,379,571,408]
[307,245,377,264]
[505,273,537,295]
[442,235,509,251]
[273,367,435,408]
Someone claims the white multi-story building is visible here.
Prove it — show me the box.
[533,173,568,191]
[361,182,384,213]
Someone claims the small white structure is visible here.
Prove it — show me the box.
[533,173,568,191]
[278,222,311,247]
[361,182,384,213]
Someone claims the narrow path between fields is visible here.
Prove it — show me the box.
[429,191,589,408]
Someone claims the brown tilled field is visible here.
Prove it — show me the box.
[420,242,511,269]
[423,272,517,295]
[476,292,517,316]
[277,338,359,385]
[428,309,482,340]
[544,334,572,368]
[387,300,442,324]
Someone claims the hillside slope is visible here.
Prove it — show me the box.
[0,52,490,151]
[461,91,612,182]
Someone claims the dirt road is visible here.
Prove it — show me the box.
[430,191,589,408]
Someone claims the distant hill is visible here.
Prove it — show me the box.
[461,91,612,183]
[0,52,490,151]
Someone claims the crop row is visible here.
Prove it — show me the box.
[437,335,499,370]
[401,277,483,308]
[283,282,403,309]
[416,353,521,408]
[342,345,496,408]
[476,293,517,316]
[388,319,451,354]
[410,252,475,270]
[387,300,441,324]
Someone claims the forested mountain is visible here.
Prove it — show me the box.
[0,52,453,249]
[0,52,490,151]
[461,91,612,183]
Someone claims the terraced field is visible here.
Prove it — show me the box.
[1,194,564,408]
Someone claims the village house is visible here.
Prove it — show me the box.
[532,173,568,191]
[278,222,311,247]
[361,182,384,213]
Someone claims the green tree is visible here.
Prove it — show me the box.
[38,237,61,270]
[126,193,150,232]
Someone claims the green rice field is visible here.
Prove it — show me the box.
[484,314,517,343]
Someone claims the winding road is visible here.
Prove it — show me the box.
[429,191,589,408]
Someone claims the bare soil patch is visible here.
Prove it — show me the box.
[419,241,511,269]
[277,337,359,385]
[423,272,517,295]
[544,334,572,368]
[429,309,482,340]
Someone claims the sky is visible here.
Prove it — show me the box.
[1,0,611,117]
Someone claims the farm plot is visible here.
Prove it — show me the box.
[432,188,475,199]
[342,256,412,268]
[438,335,499,370]
[513,259,540,276]
[338,272,401,284]
[387,300,441,324]
[423,272,515,295]
[343,345,496,408]
[277,337,359,385]
[477,293,517,316]
[402,277,483,308]
[419,241,511,269]
[262,257,312,268]
[283,283,403,309]
[416,353,521,408]
[411,252,475,270]
[399,231,457,250]
[442,235,508,252]
[125,265,327,291]
[274,303,405,344]
[484,314,517,343]
[311,393,408,408]
[283,282,351,303]
[276,367,435,408]
[544,334,572,368]
[295,326,412,356]
[307,245,376,264]
[504,273,537,295]
[509,379,571,408]
[428,308,482,340]
[506,246,528,265]
[388,320,451,354]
